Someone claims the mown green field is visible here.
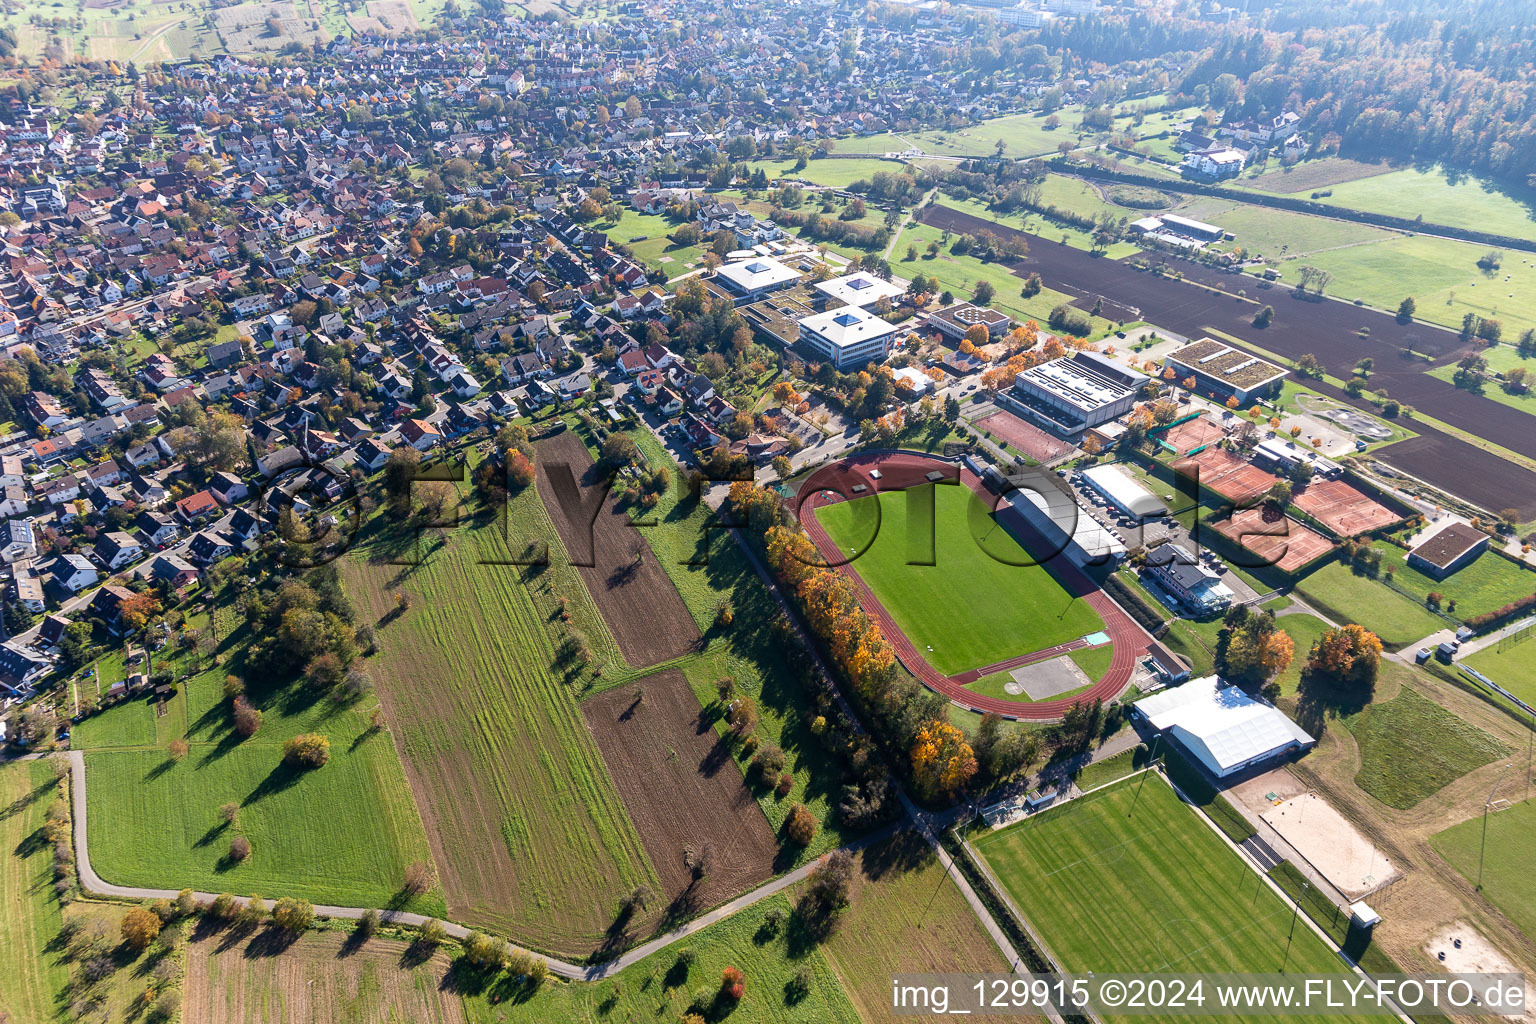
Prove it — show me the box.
[1462,635,1536,707]
[1371,541,1536,619]
[816,482,1105,675]
[1272,233,1536,336]
[973,777,1375,1024]
[80,660,443,913]
[937,194,1142,261]
[1173,196,1392,258]
[901,111,1079,160]
[0,760,69,1024]
[1314,165,1536,243]
[600,208,701,273]
[817,832,1017,1021]
[748,156,914,190]
[1433,796,1536,941]
[889,219,1124,339]
[1341,683,1506,810]
[466,893,858,1024]
[1294,561,1446,649]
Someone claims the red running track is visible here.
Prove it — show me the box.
[797,451,1152,720]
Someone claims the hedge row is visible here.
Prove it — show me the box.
[1103,573,1168,637]
[1463,591,1536,633]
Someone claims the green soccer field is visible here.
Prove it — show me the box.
[1433,795,1536,942]
[815,483,1105,675]
[973,778,1376,1024]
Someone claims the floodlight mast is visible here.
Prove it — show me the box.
[1477,762,1513,891]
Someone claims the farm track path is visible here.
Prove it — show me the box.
[63,748,903,980]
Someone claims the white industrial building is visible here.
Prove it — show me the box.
[797,305,901,370]
[1080,464,1167,519]
[1133,676,1315,778]
[813,271,906,309]
[997,469,1127,567]
[1254,437,1343,479]
[714,257,800,303]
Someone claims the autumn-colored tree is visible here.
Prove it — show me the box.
[721,965,746,1001]
[508,452,535,489]
[118,591,162,631]
[910,720,977,801]
[1307,623,1383,684]
[121,906,161,950]
[1222,613,1294,682]
[785,803,817,846]
[233,697,262,738]
[282,732,331,768]
[272,897,314,933]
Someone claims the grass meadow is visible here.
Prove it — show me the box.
[0,759,69,1024]
[1462,635,1536,707]
[1340,683,1507,809]
[1294,561,1446,649]
[816,482,1105,675]
[465,893,859,1024]
[79,657,443,913]
[1371,542,1536,619]
[1433,796,1536,941]
[972,777,1374,1024]
[1271,232,1536,336]
[1313,165,1536,243]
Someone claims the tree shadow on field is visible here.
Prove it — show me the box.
[143,758,178,782]
[859,829,929,882]
[244,925,299,959]
[349,723,384,753]
[0,774,57,822]
[1293,666,1375,738]
[14,824,50,859]
[398,937,439,970]
[243,760,304,807]
[193,819,230,850]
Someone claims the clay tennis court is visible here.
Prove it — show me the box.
[1211,506,1336,573]
[1155,415,1227,455]
[1292,477,1401,536]
[1172,446,1279,505]
[976,409,1076,463]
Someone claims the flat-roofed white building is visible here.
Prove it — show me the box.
[714,257,800,303]
[813,271,906,310]
[1081,464,1167,519]
[797,305,901,370]
[1133,675,1315,778]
